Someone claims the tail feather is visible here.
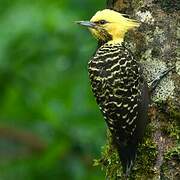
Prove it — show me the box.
[117,144,137,175]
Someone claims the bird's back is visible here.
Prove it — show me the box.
[88,42,149,174]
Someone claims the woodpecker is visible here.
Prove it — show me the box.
[77,9,149,175]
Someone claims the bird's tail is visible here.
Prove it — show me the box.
[117,144,137,176]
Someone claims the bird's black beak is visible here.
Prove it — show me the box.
[76,21,96,29]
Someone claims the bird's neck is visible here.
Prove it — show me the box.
[107,38,124,45]
[98,38,123,48]
[106,28,126,45]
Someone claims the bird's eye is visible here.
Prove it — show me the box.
[98,20,108,25]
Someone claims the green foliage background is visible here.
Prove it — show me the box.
[0,0,106,179]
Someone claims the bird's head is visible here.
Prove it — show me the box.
[77,9,140,44]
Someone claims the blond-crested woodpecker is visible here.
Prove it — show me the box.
[77,9,149,174]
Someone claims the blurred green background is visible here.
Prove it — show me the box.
[0,0,107,179]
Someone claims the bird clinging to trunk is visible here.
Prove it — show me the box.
[77,9,149,175]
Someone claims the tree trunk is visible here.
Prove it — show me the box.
[94,0,180,179]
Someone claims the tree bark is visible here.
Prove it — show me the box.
[94,1,180,179]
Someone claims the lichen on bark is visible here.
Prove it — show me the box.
[94,0,180,179]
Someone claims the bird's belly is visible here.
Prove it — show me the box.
[88,66,129,110]
[89,65,128,97]
[88,63,138,130]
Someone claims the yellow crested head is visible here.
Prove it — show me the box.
[77,9,140,44]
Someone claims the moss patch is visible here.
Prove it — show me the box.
[94,126,158,179]
[161,146,180,179]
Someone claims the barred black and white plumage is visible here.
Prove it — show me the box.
[77,9,149,175]
[89,42,149,174]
